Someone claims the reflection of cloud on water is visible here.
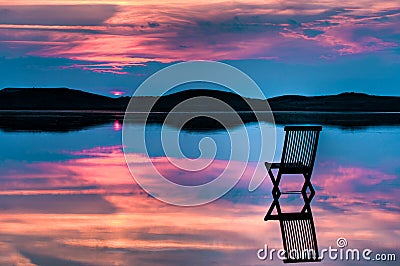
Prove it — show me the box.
[313,161,400,213]
[0,145,398,264]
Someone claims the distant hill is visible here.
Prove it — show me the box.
[0,87,399,112]
[147,89,266,112]
[269,92,400,112]
[0,88,129,110]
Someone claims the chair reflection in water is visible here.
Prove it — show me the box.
[264,126,322,263]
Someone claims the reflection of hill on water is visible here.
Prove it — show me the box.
[1,111,399,133]
[127,111,400,131]
[0,112,124,132]
[273,112,400,129]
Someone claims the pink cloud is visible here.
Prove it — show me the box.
[0,1,398,72]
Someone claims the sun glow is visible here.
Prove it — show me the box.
[110,90,125,96]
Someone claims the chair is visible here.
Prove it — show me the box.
[264,126,322,263]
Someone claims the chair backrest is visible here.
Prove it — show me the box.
[279,212,320,263]
[280,126,322,172]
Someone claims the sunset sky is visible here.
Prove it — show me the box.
[0,0,399,97]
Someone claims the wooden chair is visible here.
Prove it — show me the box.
[264,126,322,263]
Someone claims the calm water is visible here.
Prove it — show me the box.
[0,116,399,265]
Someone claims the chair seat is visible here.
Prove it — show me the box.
[266,162,281,169]
[264,211,310,221]
[284,257,321,264]
[265,162,310,174]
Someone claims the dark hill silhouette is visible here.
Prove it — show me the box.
[0,88,399,112]
[269,92,400,112]
[151,89,265,112]
[0,88,130,110]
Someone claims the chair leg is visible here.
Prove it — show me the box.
[264,171,282,220]
[264,201,276,220]
[301,173,316,213]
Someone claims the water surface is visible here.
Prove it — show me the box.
[0,115,398,265]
